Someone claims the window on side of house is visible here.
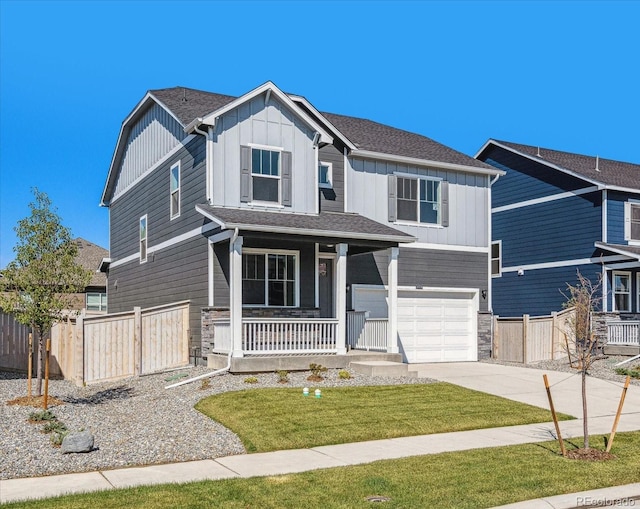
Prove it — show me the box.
[86,292,107,311]
[491,241,502,277]
[396,175,442,224]
[242,250,297,307]
[140,215,147,263]
[170,162,180,219]
[251,148,280,203]
[613,271,631,312]
[318,162,332,188]
[631,203,640,242]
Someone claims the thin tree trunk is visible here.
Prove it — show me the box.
[582,368,589,449]
[35,329,43,397]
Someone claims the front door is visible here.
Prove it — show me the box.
[318,257,334,318]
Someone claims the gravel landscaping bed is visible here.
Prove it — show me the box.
[0,366,429,480]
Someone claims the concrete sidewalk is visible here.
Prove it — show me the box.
[1,363,639,505]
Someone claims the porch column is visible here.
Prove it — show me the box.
[230,235,244,357]
[387,247,400,354]
[336,243,348,355]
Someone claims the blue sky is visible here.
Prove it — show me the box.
[1,0,639,268]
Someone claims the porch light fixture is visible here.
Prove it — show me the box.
[481,290,487,300]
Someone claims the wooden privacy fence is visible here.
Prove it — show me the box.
[493,308,574,363]
[0,301,190,385]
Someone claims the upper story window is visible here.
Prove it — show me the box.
[241,146,292,206]
[170,162,180,219]
[394,175,444,225]
[491,241,502,277]
[140,215,147,263]
[625,202,640,243]
[242,250,298,307]
[318,162,332,188]
[613,271,631,312]
[86,292,107,312]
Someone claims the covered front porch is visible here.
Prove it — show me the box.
[197,205,414,367]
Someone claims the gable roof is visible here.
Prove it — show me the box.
[74,238,109,287]
[477,139,640,191]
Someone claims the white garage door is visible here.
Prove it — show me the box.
[352,286,477,363]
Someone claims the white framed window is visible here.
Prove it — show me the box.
[626,203,640,243]
[242,249,298,307]
[613,271,631,312]
[396,175,442,224]
[251,148,280,203]
[637,273,640,313]
[170,161,180,219]
[491,241,502,277]
[139,215,147,263]
[318,161,332,188]
[86,292,107,312]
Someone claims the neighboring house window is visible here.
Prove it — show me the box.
[170,162,180,218]
[140,215,147,263]
[318,162,332,188]
[390,174,448,226]
[613,271,631,312]
[491,241,501,277]
[242,250,297,306]
[240,146,292,206]
[86,292,107,311]
[625,203,640,242]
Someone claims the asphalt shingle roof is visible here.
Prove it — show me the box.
[493,140,640,190]
[148,86,493,170]
[74,238,108,287]
[197,205,414,244]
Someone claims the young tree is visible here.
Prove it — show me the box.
[0,189,91,395]
[562,270,603,450]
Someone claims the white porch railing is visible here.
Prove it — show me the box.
[607,321,640,346]
[243,318,338,355]
[347,311,388,351]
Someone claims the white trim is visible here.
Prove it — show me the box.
[612,270,632,312]
[394,173,443,226]
[192,82,334,145]
[343,147,349,212]
[247,142,285,151]
[319,161,333,189]
[208,242,214,307]
[602,189,607,243]
[109,135,196,205]
[170,160,181,220]
[603,261,640,270]
[314,243,320,308]
[491,240,502,278]
[492,185,600,213]
[110,222,222,269]
[637,273,640,313]
[487,174,493,310]
[602,265,608,312]
[595,241,640,261]
[352,150,504,177]
[401,242,489,253]
[242,248,300,308]
[501,254,628,273]
[352,283,480,295]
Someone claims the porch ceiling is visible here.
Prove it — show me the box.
[196,204,415,245]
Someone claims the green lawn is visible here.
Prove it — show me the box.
[6,432,640,509]
[194,383,572,452]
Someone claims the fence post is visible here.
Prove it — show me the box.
[74,311,85,386]
[134,306,142,375]
[523,314,529,363]
[492,315,499,359]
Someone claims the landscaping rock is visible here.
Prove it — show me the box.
[61,430,94,454]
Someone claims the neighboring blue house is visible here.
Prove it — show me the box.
[476,140,640,318]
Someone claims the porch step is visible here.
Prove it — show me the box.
[604,344,640,356]
[349,361,417,378]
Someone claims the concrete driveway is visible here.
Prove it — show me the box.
[410,362,640,421]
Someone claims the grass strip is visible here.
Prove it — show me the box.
[195,383,573,452]
[5,432,639,509]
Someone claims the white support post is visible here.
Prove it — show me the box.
[336,243,348,355]
[387,247,400,354]
[230,235,244,357]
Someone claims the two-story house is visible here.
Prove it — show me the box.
[476,140,640,331]
[101,82,502,370]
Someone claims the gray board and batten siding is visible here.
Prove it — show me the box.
[347,157,490,247]
[318,144,344,213]
[108,136,209,353]
[347,247,490,313]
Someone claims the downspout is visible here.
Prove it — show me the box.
[165,228,239,390]
[488,172,501,358]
